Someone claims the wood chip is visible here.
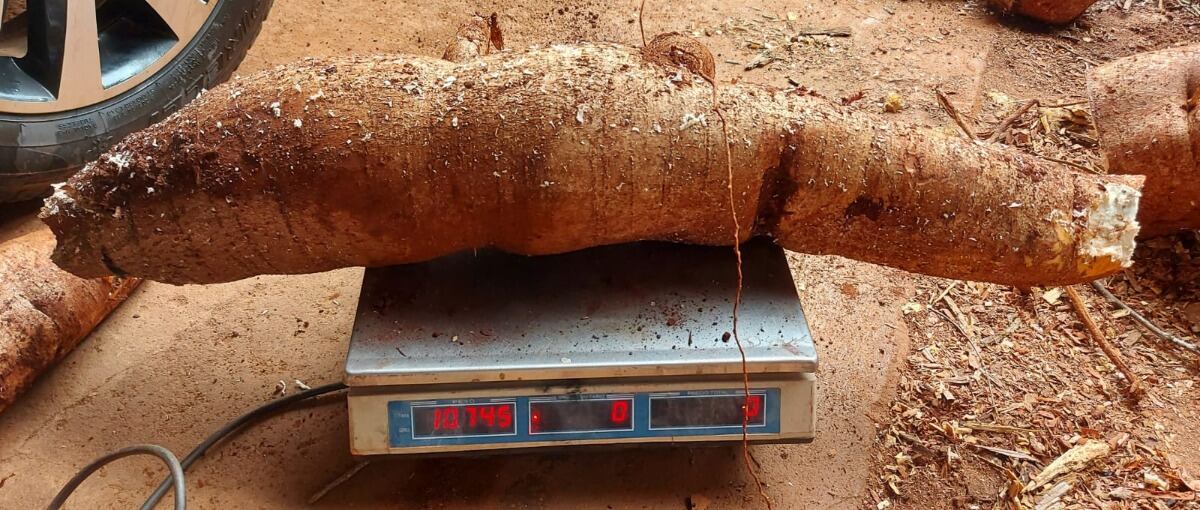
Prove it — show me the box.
[1025,440,1111,492]
[975,444,1040,463]
[1034,480,1072,510]
[1041,287,1063,305]
[962,421,1037,435]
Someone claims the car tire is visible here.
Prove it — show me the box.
[0,0,273,203]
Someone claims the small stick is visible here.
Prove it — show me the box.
[308,460,371,504]
[1034,154,1100,174]
[794,27,852,37]
[987,99,1038,143]
[1039,99,1088,108]
[1090,280,1200,356]
[935,89,976,139]
[1053,42,1101,66]
[1065,286,1145,398]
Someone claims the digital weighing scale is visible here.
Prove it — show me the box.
[344,240,817,455]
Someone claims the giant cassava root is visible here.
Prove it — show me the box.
[41,43,1142,286]
[1088,44,1200,238]
[988,0,1098,24]
[0,229,139,413]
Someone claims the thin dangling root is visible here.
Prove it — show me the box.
[638,21,772,509]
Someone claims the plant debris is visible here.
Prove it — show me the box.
[874,235,1200,507]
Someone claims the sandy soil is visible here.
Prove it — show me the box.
[0,1,1197,509]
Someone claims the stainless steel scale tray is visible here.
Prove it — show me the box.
[345,240,817,386]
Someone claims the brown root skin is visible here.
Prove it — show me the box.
[0,229,140,413]
[42,43,1141,287]
[988,0,1097,24]
[441,13,503,62]
[642,32,715,83]
[1088,44,1200,238]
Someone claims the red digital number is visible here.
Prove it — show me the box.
[610,400,630,424]
[479,405,495,426]
[744,395,763,419]
[530,407,542,432]
[465,406,478,427]
[436,407,460,430]
[497,405,513,428]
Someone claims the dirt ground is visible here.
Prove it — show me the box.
[1,0,1199,509]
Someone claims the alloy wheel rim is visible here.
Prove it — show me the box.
[0,0,218,115]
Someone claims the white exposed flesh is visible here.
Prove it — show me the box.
[1081,182,1141,267]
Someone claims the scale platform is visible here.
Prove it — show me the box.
[345,240,817,455]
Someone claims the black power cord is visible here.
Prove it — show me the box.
[47,382,348,510]
[47,445,185,510]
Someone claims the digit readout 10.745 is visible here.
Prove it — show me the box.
[411,402,516,438]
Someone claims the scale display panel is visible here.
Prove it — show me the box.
[387,389,780,448]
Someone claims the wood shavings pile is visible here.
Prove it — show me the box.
[870,236,1200,508]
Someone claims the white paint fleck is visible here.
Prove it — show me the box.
[269,102,282,117]
[293,119,303,128]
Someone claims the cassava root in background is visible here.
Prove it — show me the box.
[0,229,139,413]
[988,0,1098,24]
[1088,44,1200,238]
[41,43,1142,287]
